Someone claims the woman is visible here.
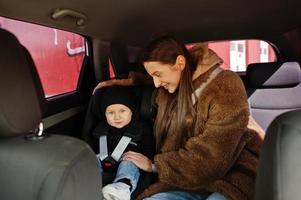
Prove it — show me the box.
[104,35,262,200]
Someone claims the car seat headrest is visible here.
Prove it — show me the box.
[247,62,301,88]
[0,28,44,137]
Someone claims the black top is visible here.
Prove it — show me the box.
[93,120,155,160]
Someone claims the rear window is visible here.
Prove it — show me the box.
[0,16,86,97]
[188,40,276,72]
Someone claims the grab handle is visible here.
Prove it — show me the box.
[51,8,87,26]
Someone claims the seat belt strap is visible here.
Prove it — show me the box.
[99,135,132,162]
[111,136,132,161]
[98,135,108,161]
[192,67,223,105]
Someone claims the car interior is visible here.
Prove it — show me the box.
[0,0,301,199]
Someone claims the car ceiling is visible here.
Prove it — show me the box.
[0,0,300,46]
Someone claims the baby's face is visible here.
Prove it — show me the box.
[105,104,132,128]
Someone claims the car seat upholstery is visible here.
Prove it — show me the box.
[255,109,301,200]
[247,61,301,131]
[0,28,102,200]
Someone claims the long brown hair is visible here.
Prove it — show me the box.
[141,35,197,150]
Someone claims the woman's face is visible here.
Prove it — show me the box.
[144,55,185,93]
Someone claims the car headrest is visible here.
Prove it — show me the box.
[109,39,130,79]
[247,62,301,88]
[255,109,301,200]
[0,29,44,137]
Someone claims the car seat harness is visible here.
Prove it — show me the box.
[98,135,132,171]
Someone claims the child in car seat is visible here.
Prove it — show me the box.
[92,86,155,200]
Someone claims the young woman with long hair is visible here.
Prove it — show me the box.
[103,35,262,200]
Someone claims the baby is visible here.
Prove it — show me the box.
[92,86,155,200]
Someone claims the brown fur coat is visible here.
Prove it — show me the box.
[137,51,262,200]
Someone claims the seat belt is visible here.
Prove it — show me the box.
[192,67,223,105]
[98,135,108,161]
[111,136,132,161]
[98,135,132,162]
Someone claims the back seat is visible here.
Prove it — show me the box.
[246,61,301,131]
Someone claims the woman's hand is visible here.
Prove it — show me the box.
[247,116,265,140]
[122,151,153,172]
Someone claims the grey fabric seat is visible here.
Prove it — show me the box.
[247,61,301,131]
[0,28,102,200]
[255,109,301,200]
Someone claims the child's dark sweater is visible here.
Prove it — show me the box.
[93,120,155,161]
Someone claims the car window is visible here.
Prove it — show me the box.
[188,40,276,72]
[0,16,86,97]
